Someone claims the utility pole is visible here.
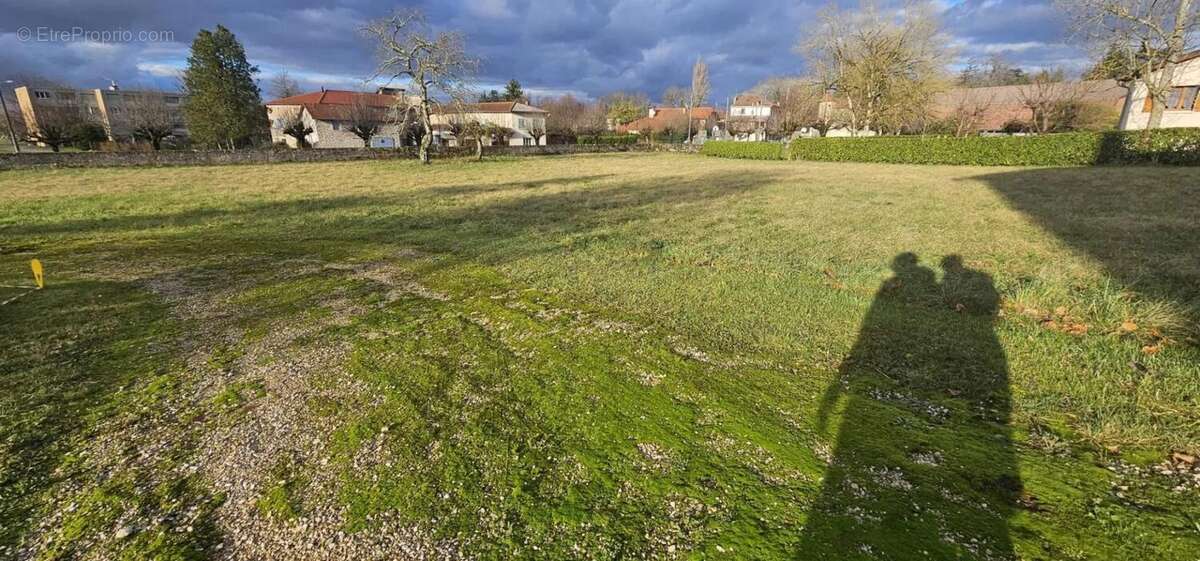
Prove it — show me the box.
[0,80,20,153]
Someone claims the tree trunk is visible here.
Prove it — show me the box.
[1149,83,1169,130]
[1148,0,1193,129]
[416,82,434,164]
[475,138,483,161]
[685,103,693,144]
[1116,82,1136,130]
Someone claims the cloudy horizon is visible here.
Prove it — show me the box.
[1,0,1091,103]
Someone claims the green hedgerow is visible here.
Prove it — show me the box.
[783,130,1200,166]
[700,141,785,160]
[701,130,1200,166]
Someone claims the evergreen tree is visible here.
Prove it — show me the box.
[503,79,524,101]
[182,25,266,148]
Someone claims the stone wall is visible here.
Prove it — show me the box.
[0,143,683,171]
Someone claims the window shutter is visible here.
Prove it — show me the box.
[1143,95,1153,112]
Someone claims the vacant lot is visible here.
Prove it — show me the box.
[1,153,1197,560]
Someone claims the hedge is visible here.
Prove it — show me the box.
[700,141,785,160]
[700,129,1200,166]
[578,134,638,146]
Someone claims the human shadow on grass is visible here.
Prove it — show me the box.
[800,253,1020,560]
[977,166,1200,336]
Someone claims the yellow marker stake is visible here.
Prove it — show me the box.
[31,259,43,289]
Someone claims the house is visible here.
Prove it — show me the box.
[265,88,414,149]
[617,106,721,139]
[930,79,1126,133]
[429,101,549,146]
[15,82,187,143]
[1119,50,1200,130]
[727,94,779,141]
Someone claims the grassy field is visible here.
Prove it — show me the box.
[1,153,1197,560]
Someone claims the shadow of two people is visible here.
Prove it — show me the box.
[802,253,1021,560]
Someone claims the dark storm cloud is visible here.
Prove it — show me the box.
[0,0,1085,102]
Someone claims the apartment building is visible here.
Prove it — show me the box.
[15,82,187,141]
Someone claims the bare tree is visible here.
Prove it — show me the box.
[687,57,710,142]
[269,70,303,99]
[125,93,177,150]
[363,9,478,164]
[527,121,545,146]
[25,106,87,152]
[279,108,313,148]
[799,0,950,135]
[751,77,832,137]
[449,116,511,160]
[450,118,486,160]
[958,54,1032,87]
[661,86,689,107]
[947,89,996,137]
[0,97,24,151]
[538,94,586,140]
[345,98,383,147]
[536,94,609,140]
[1017,71,1090,133]
[1061,0,1198,129]
[385,96,420,146]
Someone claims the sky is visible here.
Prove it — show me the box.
[0,0,1091,104]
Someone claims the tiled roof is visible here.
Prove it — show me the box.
[435,101,548,114]
[266,90,402,122]
[265,90,400,108]
[618,106,721,133]
[732,94,775,107]
[929,79,1126,131]
[269,91,548,122]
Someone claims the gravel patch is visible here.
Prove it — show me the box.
[15,256,460,561]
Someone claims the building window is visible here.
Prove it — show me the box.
[1144,85,1200,112]
[34,91,51,99]
[165,96,180,104]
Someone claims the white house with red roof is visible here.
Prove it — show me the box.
[727,94,779,141]
[617,106,721,138]
[266,90,549,148]
[265,88,415,149]
[430,101,549,146]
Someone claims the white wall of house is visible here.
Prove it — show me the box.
[823,127,878,138]
[730,105,772,118]
[733,130,769,142]
[1119,57,1200,130]
[267,105,409,149]
[430,111,548,146]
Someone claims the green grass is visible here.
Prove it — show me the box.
[1,153,1197,559]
